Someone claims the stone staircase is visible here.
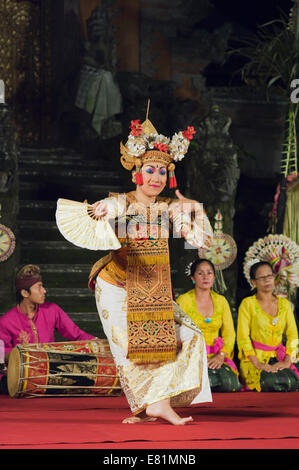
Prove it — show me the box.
[18,146,130,338]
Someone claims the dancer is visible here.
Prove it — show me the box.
[237,261,299,391]
[177,258,241,392]
[56,118,214,425]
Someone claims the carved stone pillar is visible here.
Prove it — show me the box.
[0,0,52,144]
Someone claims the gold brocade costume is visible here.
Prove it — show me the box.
[87,190,214,414]
[89,191,213,288]
[56,115,214,415]
[90,192,178,364]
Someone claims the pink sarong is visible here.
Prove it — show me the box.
[252,340,299,379]
[206,337,239,373]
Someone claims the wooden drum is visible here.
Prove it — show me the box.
[7,339,122,398]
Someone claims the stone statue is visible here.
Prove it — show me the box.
[85,1,118,71]
[186,105,240,207]
[180,104,240,318]
[0,105,18,194]
[75,1,122,140]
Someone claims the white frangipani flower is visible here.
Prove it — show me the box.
[126,127,192,161]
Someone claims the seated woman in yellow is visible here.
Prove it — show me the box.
[237,261,299,392]
[177,258,241,392]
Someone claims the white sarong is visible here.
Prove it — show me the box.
[95,277,212,414]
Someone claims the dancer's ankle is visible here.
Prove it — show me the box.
[146,400,193,425]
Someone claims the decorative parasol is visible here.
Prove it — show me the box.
[243,233,299,296]
[186,209,238,294]
[198,210,237,270]
[0,203,16,262]
[0,223,16,262]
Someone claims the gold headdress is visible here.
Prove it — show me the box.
[120,115,196,188]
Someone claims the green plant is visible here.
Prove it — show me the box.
[230,9,298,176]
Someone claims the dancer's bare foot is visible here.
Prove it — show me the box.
[146,398,193,425]
[122,416,157,424]
[122,410,157,424]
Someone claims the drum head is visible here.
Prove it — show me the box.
[7,347,21,398]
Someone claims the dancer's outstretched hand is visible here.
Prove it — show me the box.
[91,201,108,218]
[169,189,201,216]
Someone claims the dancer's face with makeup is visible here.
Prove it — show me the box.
[137,162,167,198]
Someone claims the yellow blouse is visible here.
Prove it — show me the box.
[237,295,298,361]
[176,289,236,358]
[236,295,298,391]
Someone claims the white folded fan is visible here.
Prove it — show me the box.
[56,198,121,251]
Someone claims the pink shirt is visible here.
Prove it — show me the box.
[0,303,95,354]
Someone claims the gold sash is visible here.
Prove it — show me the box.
[126,237,177,363]
[89,192,177,363]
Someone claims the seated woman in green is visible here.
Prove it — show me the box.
[237,261,299,392]
[177,258,241,392]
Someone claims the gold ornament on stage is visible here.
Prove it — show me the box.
[0,204,16,262]
[198,210,237,270]
[186,210,237,294]
[0,223,16,262]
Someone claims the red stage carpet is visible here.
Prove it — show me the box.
[0,392,298,450]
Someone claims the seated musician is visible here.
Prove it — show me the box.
[0,264,96,393]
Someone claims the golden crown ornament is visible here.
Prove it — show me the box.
[120,118,196,188]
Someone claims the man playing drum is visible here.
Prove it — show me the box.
[0,264,96,393]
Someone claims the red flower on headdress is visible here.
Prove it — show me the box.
[154,142,169,153]
[182,126,196,141]
[130,119,143,136]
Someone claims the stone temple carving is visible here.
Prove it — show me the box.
[0,104,18,194]
[75,2,122,140]
[187,104,240,206]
